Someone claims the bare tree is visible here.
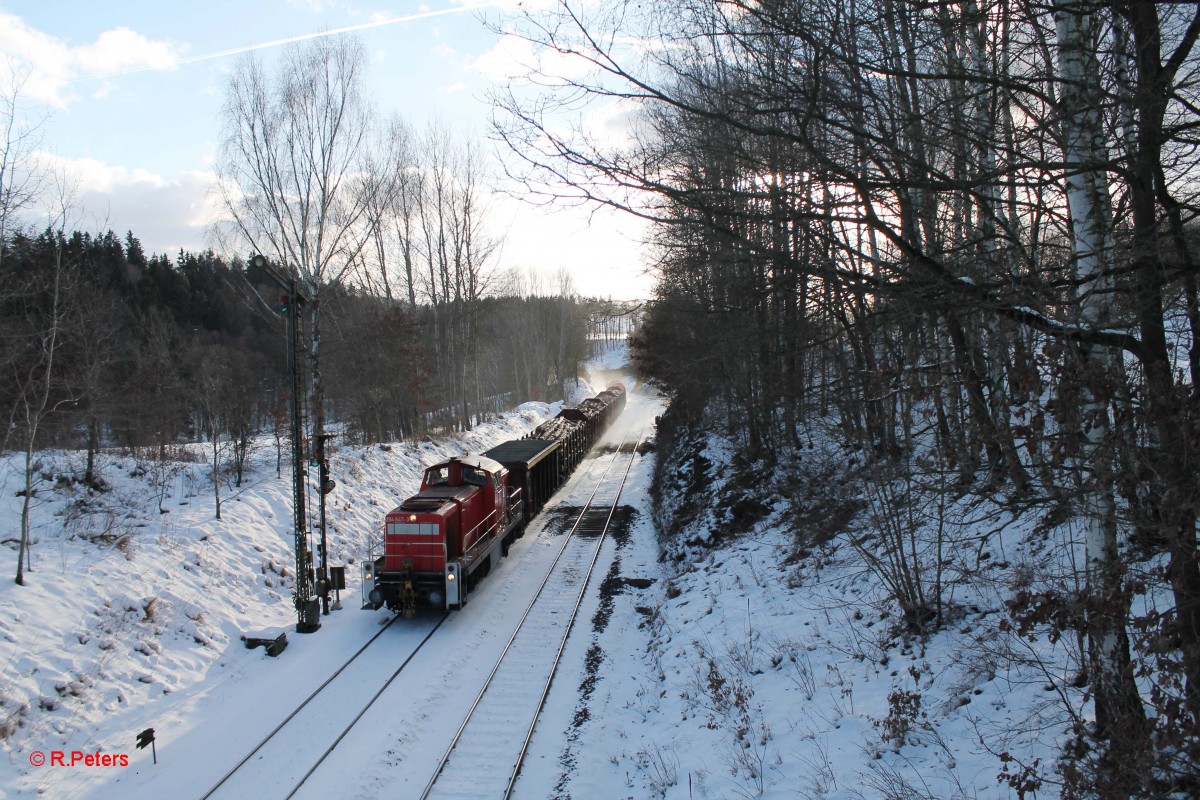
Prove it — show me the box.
[11,178,80,585]
[191,344,232,521]
[0,68,46,460]
[0,66,44,260]
[1053,0,1147,769]
[74,287,123,489]
[356,116,420,306]
[412,124,502,429]
[494,0,1200,790]
[216,33,383,448]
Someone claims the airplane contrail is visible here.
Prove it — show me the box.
[179,3,503,64]
[76,2,503,82]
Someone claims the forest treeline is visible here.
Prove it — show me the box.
[0,34,650,600]
[491,1,1200,796]
[0,226,629,461]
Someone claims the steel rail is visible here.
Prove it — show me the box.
[503,431,644,799]
[417,441,626,800]
[200,612,436,799]
[284,613,449,799]
[419,433,643,800]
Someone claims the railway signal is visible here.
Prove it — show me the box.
[249,253,319,633]
[319,459,336,494]
[315,432,336,615]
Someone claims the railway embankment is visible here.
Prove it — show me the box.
[592,402,1087,799]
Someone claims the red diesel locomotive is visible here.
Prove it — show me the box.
[362,384,625,616]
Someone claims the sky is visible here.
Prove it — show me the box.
[0,0,652,300]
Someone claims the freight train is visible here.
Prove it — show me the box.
[361,385,626,616]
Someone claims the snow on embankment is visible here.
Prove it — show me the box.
[582,407,1073,799]
[0,402,555,796]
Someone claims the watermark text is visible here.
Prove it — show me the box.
[29,750,129,768]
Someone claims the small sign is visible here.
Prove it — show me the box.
[135,728,157,764]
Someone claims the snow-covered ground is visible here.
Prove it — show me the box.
[565,419,1074,800]
[2,342,1066,799]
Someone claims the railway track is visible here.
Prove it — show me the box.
[205,431,642,800]
[200,613,447,800]
[419,431,645,800]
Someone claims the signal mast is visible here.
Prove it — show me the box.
[249,253,320,633]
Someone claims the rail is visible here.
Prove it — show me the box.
[200,613,448,800]
[419,430,645,800]
[283,615,448,799]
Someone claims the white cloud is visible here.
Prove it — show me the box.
[74,27,177,76]
[473,34,529,81]
[29,152,221,255]
[473,33,594,84]
[0,14,183,107]
[37,152,166,193]
[582,97,642,150]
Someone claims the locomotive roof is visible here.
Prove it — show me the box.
[484,438,559,468]
[393,493,461,514]
[429,454,505,473]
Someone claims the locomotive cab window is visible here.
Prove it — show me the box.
[388,522,438,536]
[426,467,448,486]
[462,466,488,486]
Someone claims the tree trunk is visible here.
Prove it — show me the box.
[1055,0,1148,775]
[1122,0,1200,724]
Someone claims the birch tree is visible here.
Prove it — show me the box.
[217,34,386,448]
[0,68,43,266]
[413,125,502,429]
[191,344,232,521]
[1053,0,1147,772]
[356,117,419,306]
[10,185,80,585]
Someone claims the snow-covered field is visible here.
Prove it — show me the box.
[3,342,1066,799]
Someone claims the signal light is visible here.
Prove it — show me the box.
[318,458,334,494]
[279,293,290,313]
